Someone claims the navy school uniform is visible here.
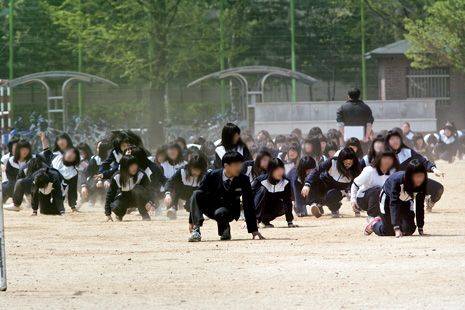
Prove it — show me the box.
[189,169,258,236]
[241,160,266,183]
[105,170,151,219]
[372,171,425,236]
[304,158,354,213]
[435,130,459,162]
[50,153,79,209]
[213,144,252,169]
[12,160,49,207]
[31,168,66,215]
[2,155,31,202]
[99,148,123,179]
[359,155,370,170]
[160,160,186,181]
[287,167,311,216]
[143,160,166,202]
[395,147,443,204]
[252,174,293,224]
[165,168,200,211]
[82,155,106,203]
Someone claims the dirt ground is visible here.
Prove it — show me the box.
[1,161,465,309]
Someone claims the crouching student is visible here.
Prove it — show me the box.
[164,153,208,222]
[385,130,444,212]
[188,151,264,242]
[287,156,317,217]
[301,147,360,218]
[30,168,65,216]
[252,158,296,228]
[3,139,33,203]
[50,147,80,212]
[105,155,151,221]
[365,160,427,237]
[350,151,398,218]
[241,149,271,183]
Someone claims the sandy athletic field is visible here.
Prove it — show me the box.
[1,161,465,309]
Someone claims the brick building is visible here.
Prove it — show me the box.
[367,40,465,129]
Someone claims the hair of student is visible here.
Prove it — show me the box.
[274,134,286,144]
[324,141,339,156]
[291,128,302,138]
[404,159,428,194]
[308,127,323,138]
[186,153,208,178]
[367,136,385,163]
[345,137,364,159]
[77,142,94,160]
[252,148,272,178]
[34,170,50,189]
[7,136,19,154]
[336,147,360,178]
[119,155,139,188]
[175,137,187,149]
[96,140,111,159]
[53,133,73,152]
[371,151,399,174]
[385,130,407,151]
[63,147,81,167]
[412,133,424,144]
[297,155,317,183]
[304,137,322,159]
[167,143,184,165]
[221,150,244,166]
[220,123,242,149]
[26,157,45,177]
[256,130,272,142]
[267,157,285,181]
[13,139,32,162]
[110,130,142,151]
[348,88,361,100]
[128,146,151,170]
[425,133,438,145]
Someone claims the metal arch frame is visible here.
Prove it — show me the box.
[187,66,318,131]
[3,71,118,131]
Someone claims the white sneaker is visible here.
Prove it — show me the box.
[4,205,21,212]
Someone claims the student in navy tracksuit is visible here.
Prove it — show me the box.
[213,123,252,169]
[252,158,296,228]
[241,149,271,183]
[435,123,459,163]
[301,147,360,218]
[3,139,33,203]
[99,131,135,180]
[360,136,384,169]
[302,137,326,166]
[350,151,399,218]
[105,155,151,221]
[30,167,66,216]
[385,130,444,212]
[365,160,427,237]
[160,143,186,181]
[188,151,264,242]
[287,156,317,217]
[81,140,110,205]
[279,142,301,175]
[164,153,207,220]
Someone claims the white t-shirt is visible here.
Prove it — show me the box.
[350,166,394,202]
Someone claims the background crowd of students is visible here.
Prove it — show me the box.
[1,119,462,240]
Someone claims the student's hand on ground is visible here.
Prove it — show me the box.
[394,228,403,238]
[31,211,37,217]
[94,174,103,180]
[287,222,298,228]
[145,202,154,212]
[252,231,265,240]
[432,168,444,177]
[96,180,104,189]
[71,207,79,213]
[104,180,111,189]
[164,195,172,206]
[301,186,310,198]
[106,215,113,222]
[350,202,359,212]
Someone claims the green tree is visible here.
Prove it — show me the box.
[405,0,465,70]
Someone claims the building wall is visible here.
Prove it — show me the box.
[376,55,465,129]
[377,56,409,100]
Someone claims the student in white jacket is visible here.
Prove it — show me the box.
[350,151,399,218]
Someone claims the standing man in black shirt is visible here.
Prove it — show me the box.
[336,88,374,143]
